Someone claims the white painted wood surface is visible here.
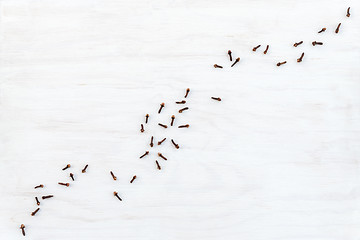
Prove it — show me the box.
[0,0,359,239]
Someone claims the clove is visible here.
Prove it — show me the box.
[31,208,40,216]
[42,195,54,200]
[184,88,190,98]
[264,45,269,54]
[178,124,189,128]
[276,61,287,66]
[293,41,303,47]
[211,97,221,101]
[145,114,149,124]
[214,64,223,68]
[228,50,232,61]
[158,123,168,128]
[178,107,189,113]
[231,57,240,67]
[62,164,70,170]
[35,197,40,206]
[70,173,74,181]
[110,171,117,181]
[171,139,179,149]
[20,224,25,236]
[297,52,304,63]
[34,184,44,189]
[158,138,166,145]
[140,124,144,133]
[158,103,165,114]
[155,160,161,170]
[171,115,175,126]
[58,182,70,187]
[150,136,154,147]
[130,175,136,183]
[140,151,149,159]
[318,28,326,33]
[176,100,186,104]
[158,153,167,160]
[82,164,88,173]
[335,23,341,33]
[252,45,261,51]
[312,41,323,46]
[347,7,351,17]
[113,191,122,201]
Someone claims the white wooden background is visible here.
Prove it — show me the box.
[0,0,359,239]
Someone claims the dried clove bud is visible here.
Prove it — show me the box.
[211,97,221,101]
[214,64,223,68]
[293,41,303,47]
[231,57,240,67]
[130,175,137,183]
[228,50,232,61]
[347,7,351,17]
[318,28,326,33]
[150,136,154,147]
[335,23,341,33]
[158,123,168,128]
[297,52,304,63]
[70,173,74,181]
[113,191,122,201]
[42,195,54,200]
[252,45,261,51]
[34,184,44,189]
[312,41,323,46]
[158,153,167,161]
[145,114,149,124]
[82,164,88,173]
[20,224,26,236]
[178,107,189,113]
[31,208,40,216]
[276,61,287,66]
[158,103,165,114]
[110,171,117,181]
[140,151,149,159]
[171,139,179,149]
[264,45,269,54]
[62,164,70,170]
[158,138,166,145]
[155,160,161,170]
[184,88,190,98]
[176,100,186,104]
[171,115,175,126]
[140,124,145,133]
[35,197,40,206]
[58,182,70,187]
[178,124,189,128]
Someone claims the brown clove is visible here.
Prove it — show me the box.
[20,224,25,236]
[318,28,326,33]
[155,160,161,170]
[110,171,117,181]
[171,115,175,126]
[264,45,269,54]
[158,138,166,145]
[31,208,40,216]
[228,50,232,61]
[130,175,137,183]
[158,153,167,161]
[184,88,190,98]
[178,124,189,128]
[82,164,88,173]
[140,151,149,159]
[70,173,74,181]
[34,184,44,189]
[158,123,168,128]
[42,195,54,200]
[252,45,261,51]
[113,191,122,201]
[293,41,303,47]
[211,97,221,101]
[276,61,287,66]
[150,136,154,147]
[335,23,341,33]
[214,64,223,68]
[347,7,351,17]
[158,103,165,114]
[171,139,179,149]
[178,107,189,113]
[145,114,149,124]
[176,100,186,104]
[58,182,70,187]
[297,52,304,63]
[62,164,70,170]
[231,57,240,67]
[35,197,40,206]
[312,41,323,46]
[140,124,144,133]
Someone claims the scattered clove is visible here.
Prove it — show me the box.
[35,197,40,206]
[228,50,232,61]
[347,7,351,17]
[62,164,70,171]
[31,208,40,216]
[113,191,122,201]
[184,88,190,98]
[171,115,175,126]
[158,153,167,160]
[150,136,154,147]
[297,52,304,63]
[293,41,303,47]
[155,160,161,170]
[130,175,137,183]
[264,45,269,54]
[176,100,186,104]
[20,224,25,236]
[70,173,74,181]
[252,45,261,51]
[214,64,223,68]
[145,114,149,124]
[211,97,221,101]
[178,124,189,128]
[178,107,189,113]
[276,61,287,66]
[318,28,326,33]
[158,138,166,145]
[231,57,240,67]
[312,41,323,46]
[58,182,70,187]
[158,123,168,128]
[110,171,117,181]
[158,103,165,114]
[140,151,149,159]
[42,195,54,200]
[335,23,341,33]
[34,184,44,189]
[140,124,144,133]
[82,164,88,173]
[171,139,179,149]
